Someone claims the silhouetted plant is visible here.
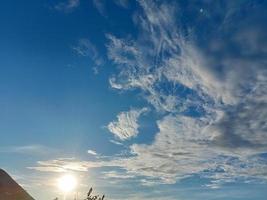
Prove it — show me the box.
[53,187,105,200]
[85,187,105,200]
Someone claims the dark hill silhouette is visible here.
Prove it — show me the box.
[0,168,34,200]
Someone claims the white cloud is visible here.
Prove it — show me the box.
[107,0,267,146]
[106,3,228,114]
[0,144,57,156]
[92,0,107,17]
[72,39,104,74]
[110,140,124,146]
[29,118,267,186]
[108,108,148,140]
[87,149,98,156]
[114,0,129,8]
[55,0,80,12]
[28,158,99,172]
[102,170,135,179]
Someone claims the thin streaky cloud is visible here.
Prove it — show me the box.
[113,0,129,8]
[72,38,104,74]
[87,149,98,155]
[54,0,80,12]
[0,144,58,155]
[92,0,107,17]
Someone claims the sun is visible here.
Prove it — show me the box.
[57,174,77,193]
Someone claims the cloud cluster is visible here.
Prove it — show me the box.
[31,0,267,189]
[108,108,148,140]
[104,0,267,186]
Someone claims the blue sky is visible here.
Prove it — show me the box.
[0,0,267,200]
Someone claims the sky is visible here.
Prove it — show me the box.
[0,0,267,199]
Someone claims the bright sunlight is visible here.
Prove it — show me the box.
[57,174,77,193]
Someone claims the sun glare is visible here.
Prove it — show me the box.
[57,174,77,193]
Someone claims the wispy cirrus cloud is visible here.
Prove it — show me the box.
[109,139,124,146]
[113,0,129,8]
[28,158,96,172]
[0,144,57,156]
[72,38,104,74]
[28,157,125,174]
[92,0,107,17]
[101,170,135,179]
[54,0,80,12]
[108,108,148,141]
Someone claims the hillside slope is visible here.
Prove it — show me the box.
[0,169,34,200]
